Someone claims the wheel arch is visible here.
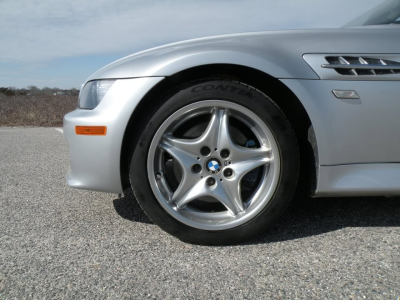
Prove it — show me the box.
[120,64,317,195]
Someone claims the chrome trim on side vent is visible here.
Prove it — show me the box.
[303,54,400,81]
[322,64,400,70]
[322,56,400,76]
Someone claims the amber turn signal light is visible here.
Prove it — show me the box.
[75,126,107,136]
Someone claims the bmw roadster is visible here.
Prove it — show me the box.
[64,0,400,245]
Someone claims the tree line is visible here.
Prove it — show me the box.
[0,86,79,96]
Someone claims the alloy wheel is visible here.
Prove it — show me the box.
[147,100,281,230]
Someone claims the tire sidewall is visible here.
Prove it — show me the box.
[130,79,299,245]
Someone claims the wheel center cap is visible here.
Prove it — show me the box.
[205,158,222,174]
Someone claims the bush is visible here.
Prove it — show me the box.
[0,94,77,127]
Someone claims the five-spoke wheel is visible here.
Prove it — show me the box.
[148,102,280,230]
[130,80,299,245]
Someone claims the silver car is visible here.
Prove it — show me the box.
[64,0,400,245]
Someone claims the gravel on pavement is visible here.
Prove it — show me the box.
[0,127,399,299]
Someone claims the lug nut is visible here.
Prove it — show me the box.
[206,177,216,186]
[220,149,230,158]
[223,168,233,178]
[191,164,202,174]
[200,146,211,156]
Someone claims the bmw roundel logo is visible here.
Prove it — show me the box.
[206,158,222,173]
[208,160,219,171]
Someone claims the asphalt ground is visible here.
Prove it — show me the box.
[0,127,399,299]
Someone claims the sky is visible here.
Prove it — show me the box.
[0,0,386,89]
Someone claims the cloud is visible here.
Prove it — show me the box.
[0,0,385,63]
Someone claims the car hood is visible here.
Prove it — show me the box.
[87,26,400,83]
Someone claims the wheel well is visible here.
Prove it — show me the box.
[120,64,316,196]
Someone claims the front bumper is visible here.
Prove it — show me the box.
[63,77,164,193]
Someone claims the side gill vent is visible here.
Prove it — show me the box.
[322,56,400,76]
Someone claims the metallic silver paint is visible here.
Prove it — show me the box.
[317,164,400,196]
[281,79,400,166]
[64,25,400,197]
[85,27,400,84]
[64,77,163,193]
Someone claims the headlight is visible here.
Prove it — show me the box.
[79,80,116,109]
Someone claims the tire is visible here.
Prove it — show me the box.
[129,79,299,245]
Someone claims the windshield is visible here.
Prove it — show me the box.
[344,0,400,27]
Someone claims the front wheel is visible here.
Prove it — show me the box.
[130,80,299,245]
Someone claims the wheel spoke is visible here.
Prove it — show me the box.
[159,142,201,203]
[214,108,271,161]
[215,108,233,150]
[200,108,222,148]
[212,181,244,216]
[165,108,233,153]
[163,134,200,157]
[171,172,202,205]
[173,178,208,208]
[230,146,271,163]
[231,156,271,179]
[173,177,245,216]
[162,108,222,157]
[159,142,197,170]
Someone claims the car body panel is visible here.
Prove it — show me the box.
[281,79,400,166]
[64,25,400,196]
[317,164,400,196]
[64,77,164,193]
[86,27,400,83]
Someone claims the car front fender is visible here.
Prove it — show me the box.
[86,32,320,82]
